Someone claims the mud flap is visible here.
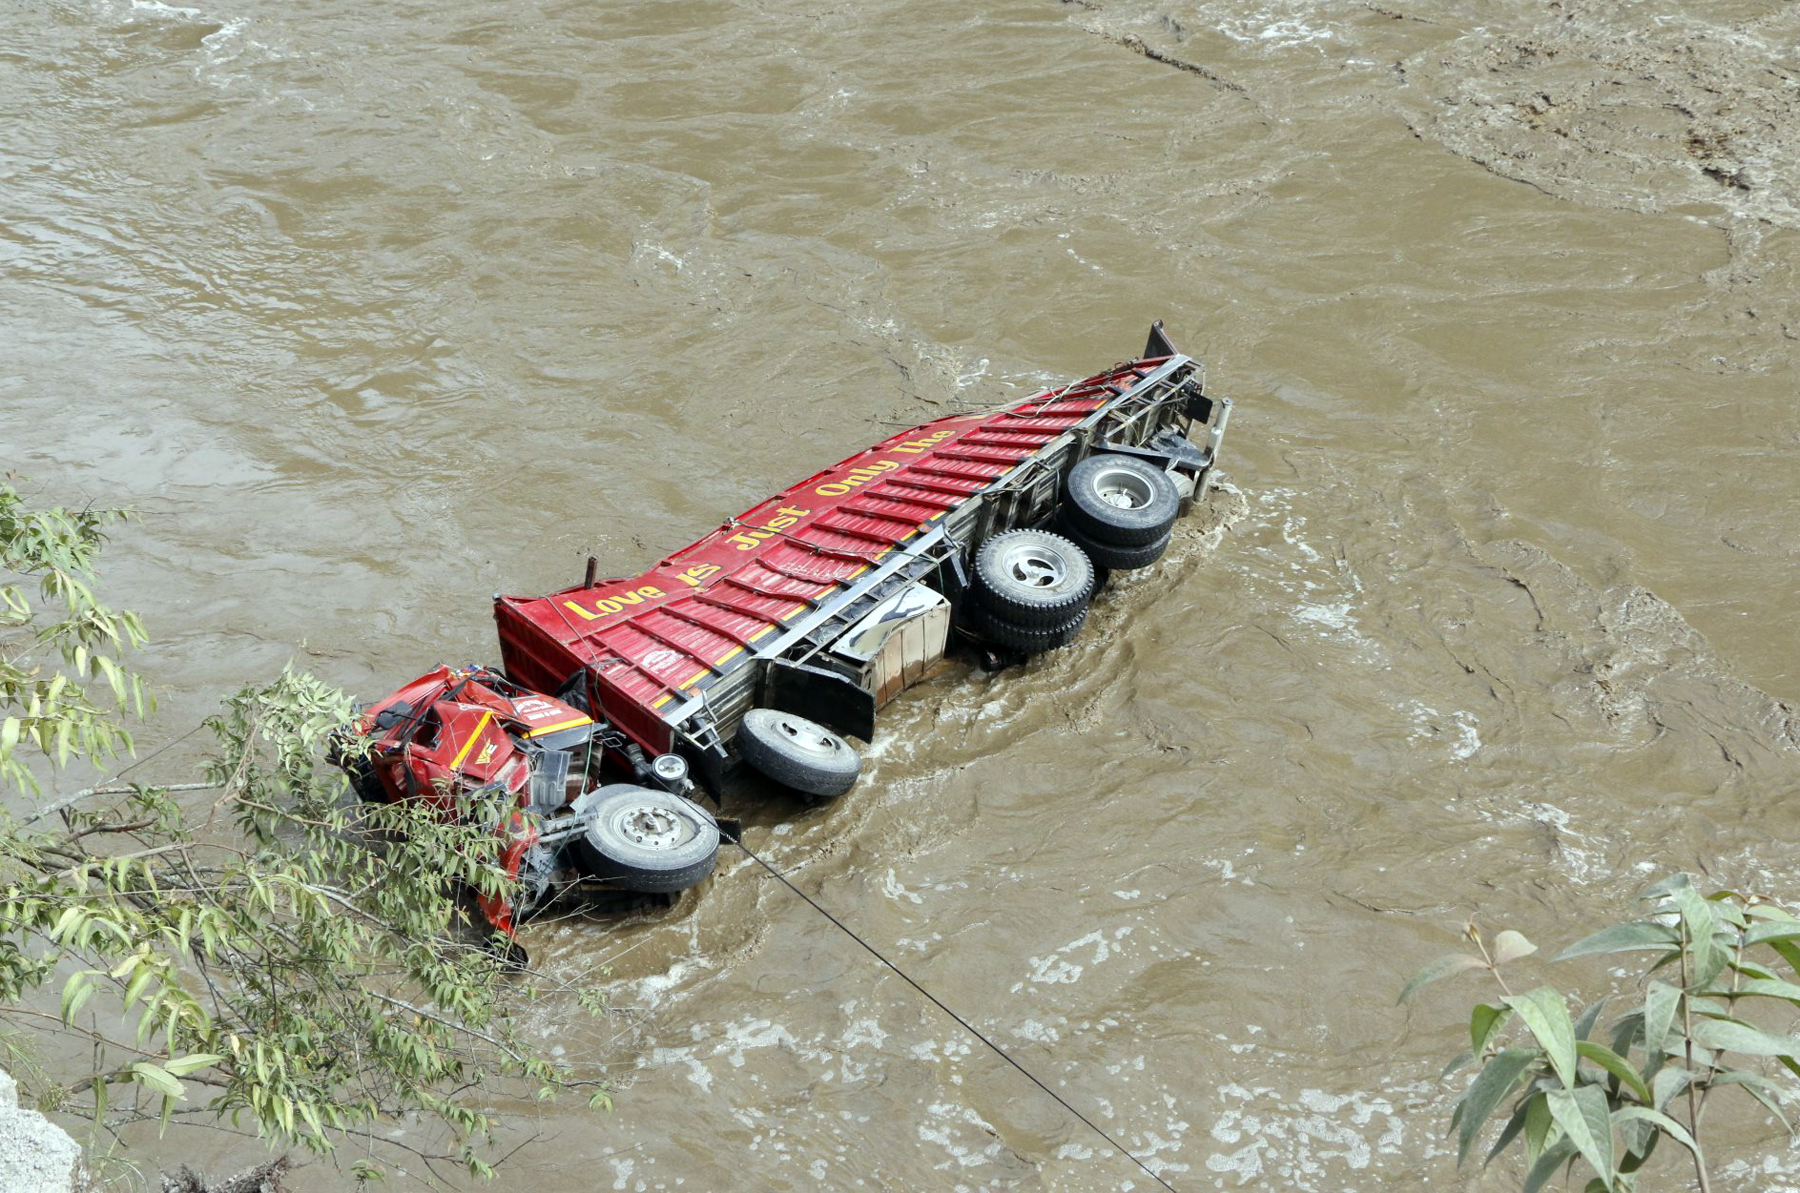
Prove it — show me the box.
[676,728,730,797]
[765,659,876,742]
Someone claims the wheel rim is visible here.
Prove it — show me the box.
[772,714,844,759]
[607,801,697,850]
[1087,464,1157,511]
[992,539,1070,589]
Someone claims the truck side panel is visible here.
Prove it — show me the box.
[494,355,1194,755]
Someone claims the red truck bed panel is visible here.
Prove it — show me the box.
[494,359,1165,733]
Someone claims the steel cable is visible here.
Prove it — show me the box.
[727,832,1179,1193]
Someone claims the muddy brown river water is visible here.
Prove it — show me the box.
[5,0,1800,1188]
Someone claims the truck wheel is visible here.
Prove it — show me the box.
[972,530,1094,627]
[737,709,861,798]
[1063,454,1181,547]
[961,600,1088,653]
[571,785,720,892]
[1059,522,1173,571]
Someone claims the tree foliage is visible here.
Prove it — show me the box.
[0,483,148,795]
[1404,874,1800,1193]
[0,484,607,1181]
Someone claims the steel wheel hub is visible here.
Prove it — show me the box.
[1090,465,1155,510]
[994,540,1069,588]
[776,716,839,755]
[619,805,686,849]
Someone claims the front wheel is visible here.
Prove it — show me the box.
[737,709,862,799]
[571,785,720,892]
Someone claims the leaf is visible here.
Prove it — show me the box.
[1442,1050,1475,1080]
[1574,996,1608,1043]
[1729,956,1780,981]
[1525,1087,1556,1163]
[1576,1040,1652,1104]
[1399,952,1487,1004]
[1523,1139,1578,1193]
[1745,922,1800,947]
[1727,977,1800,1006]
[1506,986,1579,1088]
[163,1053,224,1077]
[59,970,95,1025]
[1554,921,1679,961]
[1608,1011,1645,1057]
[1639,872,1694,902]
[1669,882,1726,988]
[1618,1110,1659,1166]
[1472,1003,1513,1056]
[1457,1049,1540,1164]
[1495,930,1538,965]
[1548,1086,1615,1190]
[1486,1093,1536,1165]
[1691,1018,1800,1059]
[130,1062,185,1100]
[1652,1066,1693,1112]
[1611,1106,1703,1167]
[1643,981,1680,1061]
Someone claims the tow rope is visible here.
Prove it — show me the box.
[727,833,1179,1192]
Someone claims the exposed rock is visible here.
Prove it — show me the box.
[0,1067,81,1193]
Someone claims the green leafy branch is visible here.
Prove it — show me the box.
[1402,874,1800,1192]
[0,482,149,795]
[1,486,613,1183]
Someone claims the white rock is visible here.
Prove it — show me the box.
[0,1067,80,1193]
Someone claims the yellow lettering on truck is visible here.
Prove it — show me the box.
[727,506,811,551]
[563,585,667,621]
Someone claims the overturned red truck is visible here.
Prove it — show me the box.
[339,324,1231,939]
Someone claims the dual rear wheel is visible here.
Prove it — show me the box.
[961,454,1182,655]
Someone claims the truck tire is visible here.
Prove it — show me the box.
[737,709,861,798]
[1062,454,1181,547]
[961,600,1088,653]
[972,530,1094,627]
[571,785,720,892]
[1059,522,1173,571]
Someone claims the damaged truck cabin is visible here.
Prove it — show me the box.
[492,322,1229,803]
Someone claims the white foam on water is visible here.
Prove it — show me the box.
[1016,927,1135,990]
[1402,701,1482,761]
[1719,1152,1800,1192]
[644,1045,713,1093]
[128,0,202,17]
[918,1101,1005,1170]
[1202,1081,1422,1189]
[617,957,707,1011]
[882,868,924,905]
[633,243,685,272]
[840,1011,888,1050]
